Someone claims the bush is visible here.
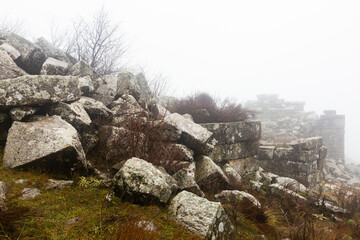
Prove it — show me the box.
[170,92,255,123]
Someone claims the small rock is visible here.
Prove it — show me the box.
[45,179,73,190]
[65,217,83,226]
[137,220,156,231]
[21,188,41,200]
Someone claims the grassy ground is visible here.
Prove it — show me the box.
[0,146,201,240]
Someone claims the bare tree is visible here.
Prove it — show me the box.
[0,17,26,36]
[147,73,172,98]
[54,7,126,75]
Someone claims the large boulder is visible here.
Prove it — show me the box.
[172,162,205,197]
[201,121,261,145]
[0,43,21,60]
[221,164,242,189]
[0,75,81,108]
[0,50,26,80]
[3,116,86,173]
[163,113,213,155]
[112,158,177,204]
[215,190,261,209]
[77,97,112,121]
[195,156,230,193]
[111,94,146,125]
[116,72,153,106]
[89,75,117,106]
[35,37,71,64]
[9,106,39,121]
[40,57,69,75]
[48,102,92,131]
[168,191,234,239]
[67,60,102,84]
[0,31,46,74]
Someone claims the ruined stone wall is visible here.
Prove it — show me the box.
[316,110,345,162]
[201,121,261,175]
[258,137,327,187]
[246,94,345,162]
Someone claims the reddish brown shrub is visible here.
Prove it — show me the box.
[170,92,256,123]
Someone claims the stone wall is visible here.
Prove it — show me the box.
[201,121,261,175]
[246,94,345,162]
[257,137,327,187]
[316,110,345,162]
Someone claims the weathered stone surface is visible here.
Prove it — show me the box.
[111,94,146,125]
[9,106,39,121]
[228,158,258,177]
[163,113,213,155]
[35,37,71,64]
[21,188,41,200]
[113,158,177,204]
[67,60,101,81]
[0,31,46,74]
[0,182,9,200]
[3,116,86,172]
[165,144,194,162]
[78,76,95,96]
[290,137,323,151]
[201,121,261,145]
[116,72,153,105]
[269,183,306,201]
[168,191,234,239]
[45,179,73,190]
[258,146,275,160]
[89,75,117,106]
[221,164,242,189]
[78,97,112,120]
[275,177,307,193]
[0,43,20,60]
[0,50,26,80]
[40,57,69,75]
[137,220,157,231]
[0,75,81,108]
[48,102,92,131]
[215,190,261,209]
[173,163,205,197]
[209,141,259,163]
[195,156,230,192]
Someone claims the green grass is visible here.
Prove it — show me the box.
[0,146,201,240]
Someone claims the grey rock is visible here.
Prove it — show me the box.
[67,60,101,81]
[0,50,26,80]
[168,191,234,239]
[195,156,230,193]
[215,190,261,209]
[201,121,261,145]
[40,57,69,75]
[269,183,306,201]
[45,179,73,190]
[48,102,92,131]
[182,113,194,122]
[137,221,156,231]
[116,72,153,106]
[77,96,112,121]
[21,188,41,200]
[0,182,9,200]
[111,94,146,125]
[250,180,263,191]
[78,76,95,96]
[275,176,307,193]
[9,106,39,121]
[209,142,259,163]
[3,116,86,172]
[316,200,348,214]
[35,37,71,64]
[221,164,242,189]
[164,113,213,155]
[0,75,81,108]
[14,179,28,184]
[113,158,177,204]
[0,31,46,74]
[173,163,205,197]
[0,43,20,60]
[165,144,194,162]
[65,217,83,226]
[89,75,117,106]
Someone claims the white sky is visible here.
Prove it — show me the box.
[2,0,360,161]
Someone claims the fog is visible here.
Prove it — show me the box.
[2,0,360,161]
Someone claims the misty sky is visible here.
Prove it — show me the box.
[1,0,360,161]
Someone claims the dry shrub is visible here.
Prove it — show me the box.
[97,114,188,174]
[170,92,255,123]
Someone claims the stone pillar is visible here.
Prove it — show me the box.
[316,110,345,162]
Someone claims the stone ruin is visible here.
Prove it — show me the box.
[0,31,355,239]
